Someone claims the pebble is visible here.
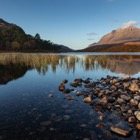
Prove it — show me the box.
[48,94,53,97]
[135,111,140,121]
[129,82,139,92]
[83,96,92,103]
[128,116,137,123]
[63,115,70,120]
[40,121,52,126]
[111,122,133,136]
[80,124,87,128]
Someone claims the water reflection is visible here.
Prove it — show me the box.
[0,53,140,84]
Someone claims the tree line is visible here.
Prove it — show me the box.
[0,25,68,52]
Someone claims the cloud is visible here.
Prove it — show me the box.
[87,32,98,36]
[120,21,139,29]
[88,38,95,41]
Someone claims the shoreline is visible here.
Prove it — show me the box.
[59,76,140,138]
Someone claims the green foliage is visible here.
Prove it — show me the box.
[0,20,71,52]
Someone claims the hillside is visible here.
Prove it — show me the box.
[82,26,140,52]
[0,18,73,52]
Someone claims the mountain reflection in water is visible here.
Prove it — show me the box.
[0,53,140,84]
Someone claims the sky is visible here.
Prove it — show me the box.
[0,0,140,50]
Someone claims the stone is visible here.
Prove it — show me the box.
[110,79,118,84]
[117,98,126,104]
[83,96,92,103]
[110,85,117,91]
[129,82,139,92]
[111,122,133,136]
[40,121,52,126]
[67,94,73,100]
[64,89,70,93]
[138,103,140,109]
[130,99,138,106]
[134,95,140,101]
[96,123,106,128]
[80,124,87,127]
[70,82,79,87]
[59,83,65,91]
[99,115,104,120]
[48,94,53,97]
[123,82,130,88]
[53,116,62,122]
[63,115,70,120]
[128,116,136,123]
[136,124,140,130]
[74,78,82,83]
[120,95,131,101]
[134,111,140,121]
[62,79,68,84]
[83,138,90,140]
[98,96,108,105]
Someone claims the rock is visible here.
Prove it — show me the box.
[128,116,137,123]
[48,94,53,97]
[120,95,131,101]
[103,130,112,137]
[134,111,140,121]
[70,82,79,87]
[40,121,52,126]
[98,96,108,105]
[129,82,139,92]
[80,124,87,127]
[134,95,140,101]
[74,78,82,83]
[138,103,140,109]
[83,96,92,103]
[110,85,117,91]
[53,116,62,122]
[59,83,65,91]
[99,115,104,120]
[67,94,73,100]
[98,92,104,97]
[96,123,106,128]
[111,122,133,136]
[110,79,118,84]
[63,115,70,120]
[83,138,90,140]
[123,82,130,88]
[136,124,140,130]
[83,78,90,84]
[64,89,70,93]
[117,98,126,104]
[62,79,68,84]
[130,99,138,106]
[76,91,87,96]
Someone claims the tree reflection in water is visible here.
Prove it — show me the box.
[0,53,140,84]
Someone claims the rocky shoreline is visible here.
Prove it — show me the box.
[59,76,140,138]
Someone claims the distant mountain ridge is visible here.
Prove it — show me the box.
[82,26,140,52]
[98,26,140,45]
[0,18,73,52]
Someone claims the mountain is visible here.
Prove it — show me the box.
[0,18,73,52]
[98,26,140,45]
[82,26,140,52]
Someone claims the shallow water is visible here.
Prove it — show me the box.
[0,53,140,140]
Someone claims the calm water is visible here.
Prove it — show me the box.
[0,53,140,140]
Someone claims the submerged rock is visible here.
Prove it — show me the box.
[111,122,133,136]
[40,121,52,126]
[59,83,65,91]
[83,96,92,103]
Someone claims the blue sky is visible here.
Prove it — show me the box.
[0,0,140,50]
